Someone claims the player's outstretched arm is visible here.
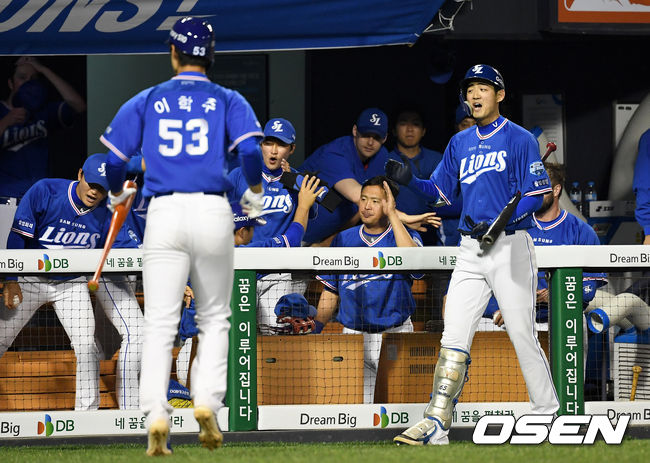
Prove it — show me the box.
[396,210,441,232]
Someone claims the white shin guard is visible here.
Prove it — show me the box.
[424,347,470,429]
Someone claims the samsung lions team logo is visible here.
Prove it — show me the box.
[459,151,507,185]
[98,162,106,176]
[529,161,544,176]
[370,114,381,126]
[271,120,283,132]
[471,65,483,74]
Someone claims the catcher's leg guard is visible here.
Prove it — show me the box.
[394,347,469,446]
[424,347,470,428]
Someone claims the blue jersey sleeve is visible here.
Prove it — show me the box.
[245,222,305,248]
[100,88,149,162]
[225,90,264,153]
[10,181,47,240]
[429,141,461,205]
[516,131,552,197]
[633,129,650,235]
[227,168,250,202]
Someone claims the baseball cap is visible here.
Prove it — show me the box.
[232,203,267,230]
[274,293,317,319]
[82,153,110,191]
[356,108,388,139]
[263,118,296,144]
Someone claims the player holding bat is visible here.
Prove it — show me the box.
[0,153,112,410]
[386,64,558,445]
[101,17,264,456]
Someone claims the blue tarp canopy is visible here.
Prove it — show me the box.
[0,0,444,55]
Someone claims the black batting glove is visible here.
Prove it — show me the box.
[385,159,413,186]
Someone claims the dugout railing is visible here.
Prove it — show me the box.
[0,246,648,439]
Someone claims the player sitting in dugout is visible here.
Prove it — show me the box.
[311,175,425,404]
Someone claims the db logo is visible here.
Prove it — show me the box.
[373,407,408,428]
[472,414,630,445]
[372,252,402,269]
[38,254,69,272]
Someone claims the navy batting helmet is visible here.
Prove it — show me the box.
[168,17,214,61]
[459,64,505,95]
[458,64,505,117]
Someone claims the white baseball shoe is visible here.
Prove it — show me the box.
[146,418,172,456]
[194,406,223,450]
[394,417,449,446]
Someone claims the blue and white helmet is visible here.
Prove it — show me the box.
[459,64,505,95]
[458,64,505,116]
[168,17,215,61]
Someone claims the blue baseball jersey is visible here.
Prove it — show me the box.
[299,136,390,244]
[432,116,551,232]
[317,225,422,332]
[229,165,298,242]
[100,71,263,197]
[633,129,650,235]
[9,179,110,249]
[484,209,607,322]
[0,101,76,198]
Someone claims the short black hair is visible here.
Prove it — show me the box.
[392,106,427,129]
[172,46,213,70]
[361,175,399,199]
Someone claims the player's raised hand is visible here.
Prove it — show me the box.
[2,107,28,125]
[385,159,413,186]
[381,180,397,217]
[3,281,22,310]
[108,186,137,213]
[280,158,292,173]
[298,175,325,210]
[240,187,264,218]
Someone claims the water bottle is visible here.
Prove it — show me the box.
[569,181,583,214]
[584,181,597,217]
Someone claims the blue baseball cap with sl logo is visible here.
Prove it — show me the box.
[356,108,388,139]
[82,153,110,191]
[263,118,296,144]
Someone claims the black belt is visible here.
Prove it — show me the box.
[461,229,517,241]
[0,196,20,205]
[154,191,225,198]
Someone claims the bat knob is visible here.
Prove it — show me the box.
[88,280,99,292]
[481,235,495,246]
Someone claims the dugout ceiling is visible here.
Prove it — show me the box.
[0,0,444,55]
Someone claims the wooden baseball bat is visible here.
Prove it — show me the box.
[541,142,557,162]
[88,180,138,292]
[630,365,642,401]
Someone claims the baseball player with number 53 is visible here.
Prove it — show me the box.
[101,17,264,456]
[386,64,559,445]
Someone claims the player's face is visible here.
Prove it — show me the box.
[76,171,108,208]
[465,82,504,126]
[536,183,561,216]
[261,138,295,171]
[353,126,386,162]
[395,112,425,149]
[456,117,476,133]
[359,185,386,227]
[8,63,37,94]
[235,226,254,246]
